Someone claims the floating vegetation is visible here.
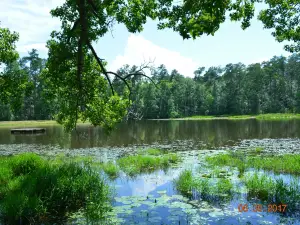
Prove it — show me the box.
[0,153,112,224]
[111,193,213,224]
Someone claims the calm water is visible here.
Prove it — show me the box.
[1,119,300,225]
[1,119,300,148]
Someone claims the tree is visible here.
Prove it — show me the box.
[0,25,19,65]
[258,0,300,52]
[0,25,32,115]
[2,1,298,129]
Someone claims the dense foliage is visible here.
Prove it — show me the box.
[0,153,112,224]
[1,0,300,129]
[2,51,300,120]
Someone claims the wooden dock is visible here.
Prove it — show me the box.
[11,128,46,134]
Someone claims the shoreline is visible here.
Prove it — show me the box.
[1,113,300,128]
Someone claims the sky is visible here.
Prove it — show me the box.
[0,0,291,77]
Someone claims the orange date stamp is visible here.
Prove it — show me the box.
[238,204,287,213]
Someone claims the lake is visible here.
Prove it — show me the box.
[1,119,300,149]
[1,119,300,224]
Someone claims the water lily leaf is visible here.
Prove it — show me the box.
[157,190,167,195]
[208,211,224,217]
[148,216,162,223]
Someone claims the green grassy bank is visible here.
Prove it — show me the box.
[0,120,88,128]
[175,113,300,121]
[1,113,300,128]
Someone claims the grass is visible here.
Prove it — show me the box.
[206,152,300,175]
[142,148,162,156]
[176,115,254,120]
[172,113,300,121]
[256,113,300,120]
[0,120,89,128]
[174,170,194,195]
[248,154,300,174]
[244,173,276,201]
[174,169,233,198]
[100,162,120,179]
[253,147,264,154]
[244,172,300,206]
[117,153,180,176]
[0,153,112,224]
[205,153,246,175]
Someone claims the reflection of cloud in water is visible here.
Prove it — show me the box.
[118,169,182,197]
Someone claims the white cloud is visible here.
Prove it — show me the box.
[0,0,63,56]
[109,34,199,77]
[17,43,48,54]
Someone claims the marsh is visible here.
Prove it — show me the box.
[1,119,300,224]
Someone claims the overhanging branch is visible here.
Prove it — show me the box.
[87,41,115,95]
[106,71,132,97]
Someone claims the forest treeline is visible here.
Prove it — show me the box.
[1,49,300,121]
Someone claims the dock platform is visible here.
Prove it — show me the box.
[11,128,46,134]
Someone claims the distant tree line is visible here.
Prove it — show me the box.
[1,49,300,121]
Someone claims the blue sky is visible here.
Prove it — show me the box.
[0,0,290,77]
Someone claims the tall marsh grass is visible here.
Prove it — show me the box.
[0,153,112,224]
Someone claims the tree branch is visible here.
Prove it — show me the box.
[123,72,157,86]
[86,41,115,95]
[67,19,80,43]
[106,71,132,99]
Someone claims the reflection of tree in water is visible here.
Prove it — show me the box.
[2,120,300,149]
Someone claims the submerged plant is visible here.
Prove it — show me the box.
[0,153,112,224]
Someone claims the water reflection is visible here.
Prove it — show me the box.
[1,119,300,149]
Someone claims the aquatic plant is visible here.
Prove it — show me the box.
[101,161,120,179]
[206,152,300,175]
[248,154,300,174]
[175,170,233,199]
[174,170,194,196]
[145,148,162,156]
[244,173,276,201]
[166,153,180,163]
[214,179,233,196]
[254,147,263,154]
[117,154,179,176]
[206,153,246,176]
[0,153,112,224]
[244,172,300,205]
